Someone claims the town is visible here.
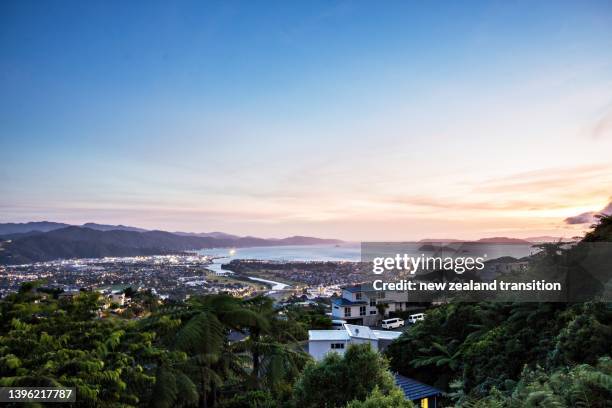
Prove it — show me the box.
[0,254,270,299]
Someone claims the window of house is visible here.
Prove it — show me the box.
[370,310,377,315]
[370,299,376,307]
[360,306,366,316]
[420,398,429,408]
[331,343,345,349]
[378,291,386,299]
[355,292,362,300]
[344,307,351,317]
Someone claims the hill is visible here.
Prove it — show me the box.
[173,231,241,240]
[81,222,148,232]
[475,237,531,244]
[0,227,342,265]
[0,221,70,235]
[0,221,147,235]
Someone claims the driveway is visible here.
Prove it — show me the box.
[370,323,411,333]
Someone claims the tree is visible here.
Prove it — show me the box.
[412,339,462,371]
[234,296,310,396]
[147,294,259,408]
[144,293,309,407]
[293,343,396,408]
[387,214,612,402]
[0,288,159,407]
[346,387,415,408]
[463,357,612,407]
[218,390,276,408]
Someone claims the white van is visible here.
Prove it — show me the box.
[408,313,425,324]
[331,319,347,330]
[381,318,405,329]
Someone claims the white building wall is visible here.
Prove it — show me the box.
[309,341,348,360]
[309,338,382,361]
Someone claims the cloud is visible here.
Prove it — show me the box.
[564,200,612,224]
[592,109,612,139]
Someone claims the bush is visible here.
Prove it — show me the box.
[293,343,396,408]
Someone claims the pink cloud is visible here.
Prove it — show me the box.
[564,200,612,224]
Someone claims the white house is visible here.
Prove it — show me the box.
[308,324,402,360]
[331,284,410,326]
[109,292,126,306]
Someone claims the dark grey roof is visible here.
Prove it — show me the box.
[394,374,442,401]
[342,283,375,293]
[332,298,367,306]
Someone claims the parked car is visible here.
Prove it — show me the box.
[408,313,425,324]
[381,318,405,329]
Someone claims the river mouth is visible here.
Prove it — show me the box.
[247,276,289,290]
[197,244,361,292]
[204,256,290,292]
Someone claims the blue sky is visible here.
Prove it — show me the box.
[1,1,612,239]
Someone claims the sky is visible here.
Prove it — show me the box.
[1,0,612,240]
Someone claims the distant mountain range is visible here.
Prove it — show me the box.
[173,231,241,240]
[0,222,342,265]
[0,221,168,235]
[0,221,574,265]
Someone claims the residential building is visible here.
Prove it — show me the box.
[110,292,126,306]
[331,284,410,326]
[394,374,442,408]
[308,323,402,360]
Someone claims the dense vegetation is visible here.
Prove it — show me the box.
[0,288,314,407]
[293,343,405,408]
[386,215,612,406]
[0,215,610,407]
[0,284,406,407]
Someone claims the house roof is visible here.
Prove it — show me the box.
[309,325,402,342]
[344,324,377,340]
[308,330,350,341]
[342,283,376,293]
[332,298,366,306]
[394,374,442,401]
[371,330,402,340]
[342,285,364,293]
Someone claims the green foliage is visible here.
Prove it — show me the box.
[386,216,612,405]
[345,386,415,408]
[218,390,277,408]
[293,343,396,408]
[0,286,312,407]
[462,357,612,407]
[549,302,612,366]
[275,303,332,343]
[1,215,610,407]
[0,290,158,407]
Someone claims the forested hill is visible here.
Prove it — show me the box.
[0,226,341,265]
[386,214,612,406]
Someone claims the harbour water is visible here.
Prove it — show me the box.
[197,243,361,290]
[197,243,361,263]
[196,242,536,291]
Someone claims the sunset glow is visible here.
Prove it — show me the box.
[1,1,611,240]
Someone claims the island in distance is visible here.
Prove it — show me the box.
[0,222,342,265]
